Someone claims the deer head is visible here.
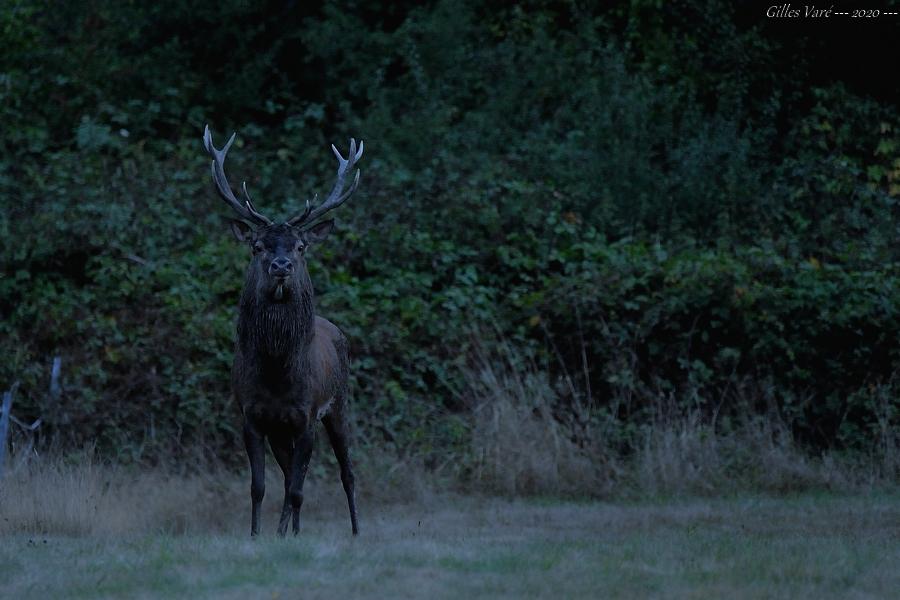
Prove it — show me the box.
[203,125,363,302]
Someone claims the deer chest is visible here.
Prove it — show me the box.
[242,394,309,430]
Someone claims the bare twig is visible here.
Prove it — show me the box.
[539,319,579,403]
[124,253,149,266]
[574,301,592,407]
[10,414,42,431]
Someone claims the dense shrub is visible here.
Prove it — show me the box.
[530,230,900,450]
[1,1,898,465]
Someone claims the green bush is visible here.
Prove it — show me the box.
[1,0,898,465]
[529,229,900,450]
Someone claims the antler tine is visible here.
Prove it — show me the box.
[203,125,273,227]
[286,195,314,227]
[241,181,272,224]
[286,138,364,227]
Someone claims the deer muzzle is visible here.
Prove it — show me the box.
[269,257,294,277]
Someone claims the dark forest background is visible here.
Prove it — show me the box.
[2,1,899,483]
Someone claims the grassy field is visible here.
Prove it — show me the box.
[2,478,899,599]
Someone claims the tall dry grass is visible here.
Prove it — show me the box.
[462,337,896,498]
[0,444,435,537]
[462,337,618,497]
[2,337,896,539]
[630,412,865,495]
[0,451,238,536]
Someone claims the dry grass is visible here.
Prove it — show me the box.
[631,413,871,495]
[0,448,438,538]
[0,454,234,536]
[463,337,618,497]
[462,339,897,499]
[1,438,899,597]
[2,339,897,596]
[3,343,892,542]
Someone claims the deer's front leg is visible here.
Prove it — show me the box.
[269,433,295,537]
[243,419,266,537]
[288,427,315,535]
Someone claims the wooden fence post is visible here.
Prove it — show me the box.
[50,356,61,402]
[0,381,20,480]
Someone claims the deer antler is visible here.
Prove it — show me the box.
[203,125,274,227]
[287,138,364,227]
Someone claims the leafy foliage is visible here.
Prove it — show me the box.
[1,0,898,463]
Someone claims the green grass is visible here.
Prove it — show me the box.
[3,493,898,599]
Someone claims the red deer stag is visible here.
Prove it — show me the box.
[203,125,362,536]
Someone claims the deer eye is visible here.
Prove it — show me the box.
[295,241,306,253]
[252,241,265,254]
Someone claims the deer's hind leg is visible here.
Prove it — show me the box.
[322,399,359,535]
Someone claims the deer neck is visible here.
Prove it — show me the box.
[238,273,316,360]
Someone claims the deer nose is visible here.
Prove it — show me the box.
[269,257,293,276]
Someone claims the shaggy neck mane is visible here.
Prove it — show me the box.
[238,271,315,360]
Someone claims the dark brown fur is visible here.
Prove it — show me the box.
[203,127,363,537]
[232,222,358,536]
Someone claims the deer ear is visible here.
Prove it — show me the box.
[304,219,334,244]
[230,219,254,242]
